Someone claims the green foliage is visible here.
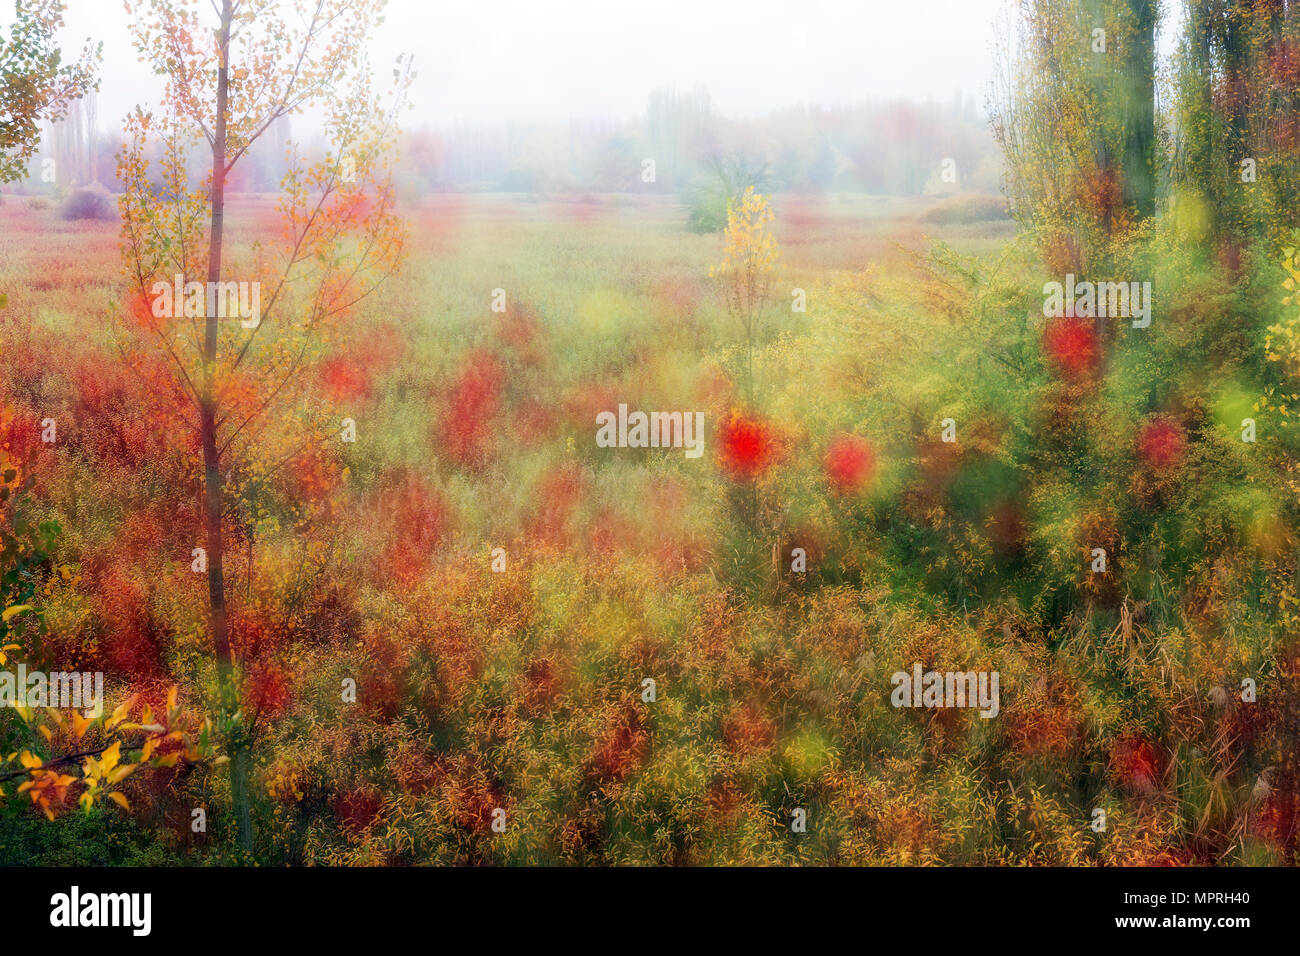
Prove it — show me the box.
[683,153,770,233]
[1172,0,1300,246]
[991,0,1159,271]
[0,0,100,183]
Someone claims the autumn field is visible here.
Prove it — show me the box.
[2,191,1016,865]
[4,2,1300,901]
[2,184,1297,868]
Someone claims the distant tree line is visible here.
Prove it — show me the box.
[391,87,1002,198]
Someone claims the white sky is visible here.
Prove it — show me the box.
[13,0,1017,129]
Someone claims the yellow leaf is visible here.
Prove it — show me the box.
[107,791,130,811]
[107,695,136,730]
[1,604,31,623]
[100,740,121,774]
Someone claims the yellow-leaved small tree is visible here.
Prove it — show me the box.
[710,186,779,404]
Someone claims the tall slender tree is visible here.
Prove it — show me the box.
[117,0,409,850]
[1173,0,1300,246]
[992,0,1162,274]
[1119,0,1157,219]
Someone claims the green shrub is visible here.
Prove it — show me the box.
[683,153,770,233]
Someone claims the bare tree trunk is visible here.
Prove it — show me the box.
[203,0,252,854]
[1121,0,1157,220]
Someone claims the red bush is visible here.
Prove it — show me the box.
[440,350,505,467]
[824,434,875,494]
[1137,416,1186,470]
[718,411,776,479]
[1043,314,1099,378]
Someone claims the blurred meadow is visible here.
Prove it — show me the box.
[0,191,1023,864]
[4,180,1293,866]
[2,0,1299,870]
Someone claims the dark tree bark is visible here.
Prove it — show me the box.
[202,0,252,854]
[1121,0,1157,220]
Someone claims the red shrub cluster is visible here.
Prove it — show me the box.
[824,433,875,494]
[439,350,505,467]
[717,411,778,479]
[1043,314,1099,379]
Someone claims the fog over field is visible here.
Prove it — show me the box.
[34,0,1010,121]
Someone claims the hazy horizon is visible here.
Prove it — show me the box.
[8,0,1016,132]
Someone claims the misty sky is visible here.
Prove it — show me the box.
[11,0,1020,130]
